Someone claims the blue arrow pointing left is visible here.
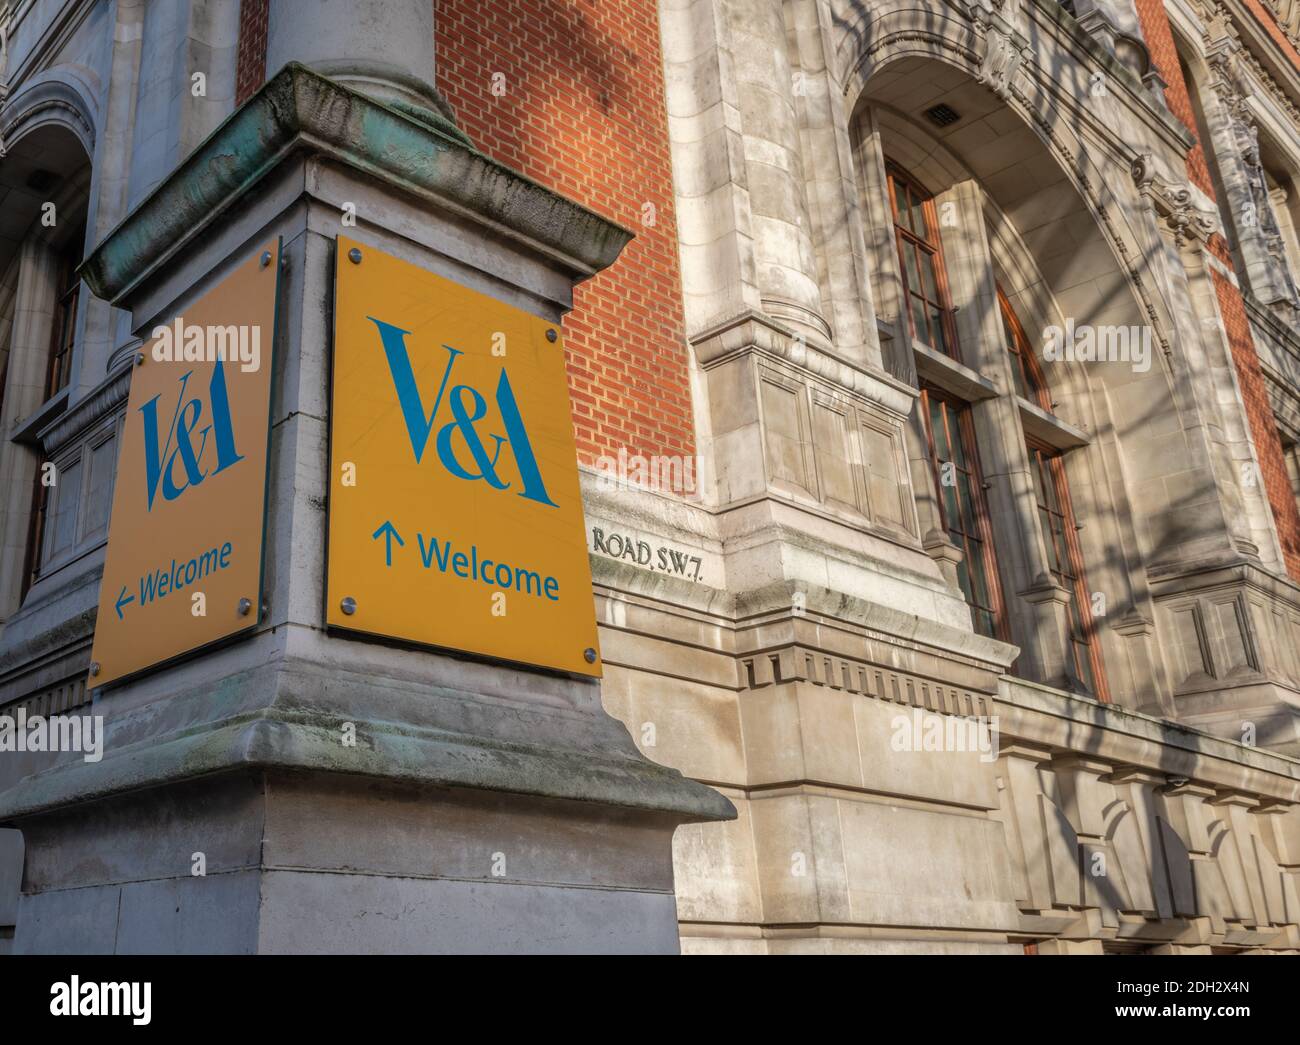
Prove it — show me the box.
[114,585,135,621]
[372,520,405,567]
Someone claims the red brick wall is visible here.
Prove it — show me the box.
[235,0,269,105]
[1135,0,1216,196]
[436,0,693,465]
[1213,272,1300,574]
[1136,0,1300,579]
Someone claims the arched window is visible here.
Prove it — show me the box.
[887,159,1007,641]
[23,224,85,599]
[886,164,959,360]
[880,144,1112,698]
[1001,289,1108,699]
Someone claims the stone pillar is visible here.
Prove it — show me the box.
[0,237,58,620]
[722,0,828,346]
[265,0,459,135]
[126,0,241,209]
[785,0,879,366]
[1,9,730,953]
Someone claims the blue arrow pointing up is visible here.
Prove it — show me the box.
[115,585,135,621]
[372,520,405,567]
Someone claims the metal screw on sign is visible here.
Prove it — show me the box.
[238,598,253,616]
[341,596,357,615]
[136,353,145,366]
[546,328,558,343]
[90,662,101,677]
[260,251,272,268]
[348,248,363,265]
[583,648,598,664]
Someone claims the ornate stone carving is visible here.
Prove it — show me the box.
[975,13,1033,101]
[1207,41,1300,311]
[1265,0,1300,50]
[1131,155,1219,247]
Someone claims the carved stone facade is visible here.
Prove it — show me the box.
[639,0,1300,952]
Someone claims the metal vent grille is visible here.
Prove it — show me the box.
[923,103,961,128]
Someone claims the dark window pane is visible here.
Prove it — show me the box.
[931,307,949,355]
[920,251,940,302]
[911,296,930,348]
[910,197,927,239]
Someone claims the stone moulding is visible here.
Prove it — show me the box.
[78,62,634,304]
[0,656,738,825]
[1130,155,1221,247]
[690,310,917,416]
[34,358,131,457]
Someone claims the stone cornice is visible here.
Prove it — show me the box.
[80,63,634,304]
[998,676,1300,798]
[0,652,739,825]
[36,358,130,455]
[689,310,918,417]
[1147,553,1300,607]
[1204,0,1300,132]
[1019,0,1196,151]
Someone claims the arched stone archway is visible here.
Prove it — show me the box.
[0,84,94,623]
[0,67,98,160]
[832,6,1280,707]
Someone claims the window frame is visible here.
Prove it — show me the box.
[997,286,1053,411]
[1025,437,1110,702]
[919,383,1009,642]
[21,464,50,600]
[44,229,84,402]
[885,163,962,362]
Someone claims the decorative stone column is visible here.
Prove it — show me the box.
[1203,37,1300,315]
[721,0,828,347]
[264,0,460,137]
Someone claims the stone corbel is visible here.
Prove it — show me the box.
[922,528,965,590]
[1018,573,1072,607]
[971,5,1033,102]
[1205,32,1250,115]
[1131,154,1219,248]
[1142,66,1168,106]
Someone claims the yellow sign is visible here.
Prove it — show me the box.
[327,236,600,676]
[89,240,280,687]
